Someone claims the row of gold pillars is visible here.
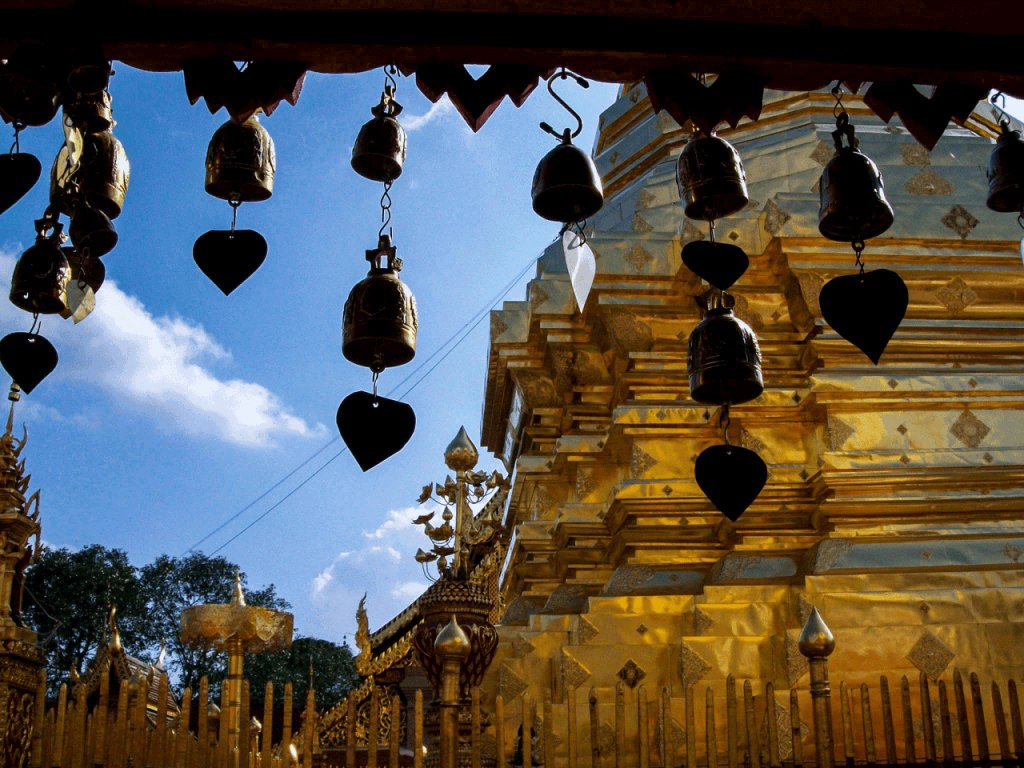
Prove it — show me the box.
[432,608,837,768]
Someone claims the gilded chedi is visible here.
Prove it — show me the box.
[478,84,1024,766]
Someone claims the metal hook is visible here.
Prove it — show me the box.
[29,314,41,337]
[229,194,241,234]
[852,239,866,274]
[9,122,23,155]
[539,68,589,142]
[832,83,846,121]
[379,179,394,240]
[991,91,1011,128]
[709,219,716,244]
[720,404,731,448]
[371,370,380,406]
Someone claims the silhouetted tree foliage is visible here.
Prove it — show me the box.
[245,637,360,711]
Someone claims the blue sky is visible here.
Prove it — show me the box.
[0,65,619,644]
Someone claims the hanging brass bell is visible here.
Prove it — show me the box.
[0,48,61,127]
[818,116,894,241]
[532,133,604,223]
[67,52,112,96]
[69,203,118,258]
[64,90,113,134]
[687,291,763,406]
[676,132,749,221]
[10,219,71,315]
[50,128,130,219]
[205,113,275,203]
[351,89,406,183]
[986,121,1024,213]
[343,234,417,371]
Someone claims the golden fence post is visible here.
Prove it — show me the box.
[638,685,649,768]
[900,676,916,764]
[706,687,719,768]
[860,684,876,766]
[392,693,402,768]
[880,677,896,765]
[790,689,803,768]
[765,683,779,768]
[992,682,1010,762]
[155,672,170,768]
[303,684,316,768]
[544,688,554,768]
[282,682,294,768]
[1007,680,1024,760]
[568,686,578,768]
[178,686,193,768]
[685,684,696,768]
[726,676,737,768]
[523,692,533,768]
[615,682,625,768]
[589,688,600,768]
[743,682,759,768]
[94,662,109,768]
[839,682,853,767]
[473,688,483,768]
[919,674,934,764]
[953,670,972,762]
[30,668,45,768]
[970,673,989,762]
[416,690,424,768]
[53,683,66,768]
[437,617,469,768]
[240,680,252,768]
[41,707,54,768]
[938,680,953,763]
[369,686,379,768]
[198,678,210,768]
[661,687,671,768]
[110,678,129,768]
[263,684,274,768]
[494,693,504,768]
[345,693,355,768]
[799,608,835,768]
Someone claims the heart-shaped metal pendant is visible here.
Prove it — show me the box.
[694,444,767,522]
[682,240,749,291]
[337,391,416,472]
[193,229,268,296]
[819,268,908,365]
[0,332,58,393]
[0,153,42,218]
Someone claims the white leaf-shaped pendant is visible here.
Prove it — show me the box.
[563,229,596,312]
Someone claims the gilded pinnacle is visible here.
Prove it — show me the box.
[231,569,246,606]
[434,614,470,658]
[798,606,835,657]
[444,426,479,471]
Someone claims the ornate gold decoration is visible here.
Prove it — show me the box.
[656,112,676,133]
[635,189,655,210]
[603,310,654,352]
[3,687,34,768]
[906,630,955,681]
[759,699,808,763]
[636,624,648,635]
[499,662,528,702]
[904,168,955,196]
[576,616,599,645]
[935,276,978,313]
[762,199,792,237]
[543,584,589,614]
[949,408,990,448]
[897,424,908,435]
[814,539,854,572]
[797,594,814,624]
[533,487,558,518]
[741,429,767,456]
[786,634,810,686]
[560,648,591,689]
[901,143,931,165]
[490,314,509,338]
[576,468,596,500]
[1003,543,1022,562]
[631,212,654,233]
[598,722,616,760]
[679,644,711,687]
[512,371,561,408]
[530,283,550,311]
[630,444,658,479]
[680,219,705,246]
[732,294,765,331]
[810,140,833,166]
[796,271,824,316]
[355,595,372,676]
[617,659,646,689]
[604,565,655,596]
[624,242,654,272]
[827,415,855,450]
[511,635,534,659]
[941,204,979,239]
[693,607,715,636]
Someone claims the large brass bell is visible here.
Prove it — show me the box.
[64,90,113,133]
[532,138,604,223]
[818,114,894,241]
[687,291,763,406]
[10,218,71,315]
[676,132,749,221]
[0,48,61,127]
[69,203,118,258]
[205,113,275,203]
[986,121,1024,213]
[351,87,406,183]
[343,234,417,371]
[67,52,112,96]
[51,128,130,219]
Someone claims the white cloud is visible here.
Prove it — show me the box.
[391,580,428,600]
[0,252,324,447]
[402,96,457,132]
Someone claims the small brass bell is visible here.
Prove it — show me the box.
[10,218,71,315]
[351,86,406,183]
[51,128,130,219]
[205,113,275,203]
[687,291,763,406]
[343,234,417,371]
[532,135,604,223]
[0,48,61,127]
[986,121,1024,213]
[676,132,749,221]
[69,203,118,258]
[818,115,894,242]
[64,90,113,134]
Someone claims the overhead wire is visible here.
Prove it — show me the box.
[201,256,538,556]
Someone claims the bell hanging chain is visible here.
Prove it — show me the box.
[9,122,23,155]
[379,179,394,240]
[852,239,866,274]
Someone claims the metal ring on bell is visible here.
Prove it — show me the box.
[818,117,894,241]
[676,132,749,221]
[205,113,276,203]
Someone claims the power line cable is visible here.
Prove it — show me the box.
[203,257,537,555]
[183,257,537,556]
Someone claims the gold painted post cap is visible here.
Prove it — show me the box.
[434,614,471,659]
[444,426,479,471]
[798,607,835,658]
[231,570,246,606]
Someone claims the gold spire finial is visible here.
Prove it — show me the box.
[109,605,122,652]
[231,569,246,606]
[797,606,835,658]
[434,614,470,658]
[444,426,479,471]
[157,637,166,668]
[5,383,18,437]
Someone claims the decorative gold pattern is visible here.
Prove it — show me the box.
[576,468,597,500]
[631,212,654,233]
[499,662,528,702]
[1003,543,1022,562]
[530,283,550,311]
[693,607,715,636]
[679,644,711,687]
[636,624,648,635]
[796,272,824,316]
[577,616,599,645]
[762,199,792,237]
[810,140,833,166]
[786,635,810,686]
[560,648,591,689]
[901,143,932,165]
[624,242,654,272]
[604,565,655,596]
[3,688,33,768]
[490,313,509,338]
[897,424,908,435]
[935,276,978,313]
[941,204,979,239]
[741,429,767,456]
[511,635,535,659]
[759,700,808,763]
[949,408,990,448]
[906,630,955,681]
[814,539,854,572]
[631,444,658,478]
[797,594,814,624]
[617,659,646,688]
[827,415,855,450]
[680,219,705,246]
[904,168,956,196]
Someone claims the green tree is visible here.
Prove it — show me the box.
[245,637,360,711]
[138,552,290,694]
[21,545,154,694]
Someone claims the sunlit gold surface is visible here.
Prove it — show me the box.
[476,84,1024,768]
